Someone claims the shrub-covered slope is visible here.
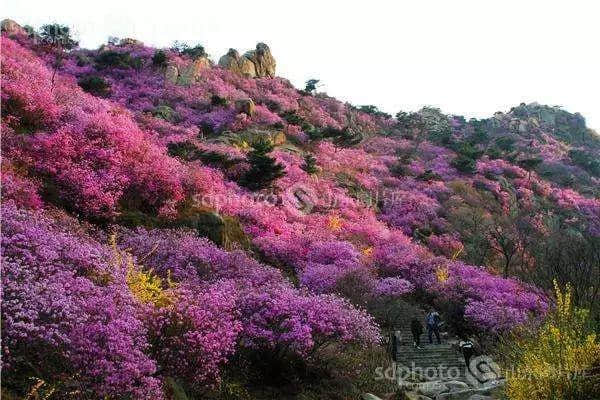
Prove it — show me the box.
[2,28,599,398]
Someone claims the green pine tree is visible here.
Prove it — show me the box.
[240,138,286,190]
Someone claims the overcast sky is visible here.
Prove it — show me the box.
[4,0,599,130]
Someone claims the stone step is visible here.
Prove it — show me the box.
[400,353,462,357]
[401,354,461,357]
[399,360,466,367]
[400,359,463,362]
[401,350,458,353]
[400,355,462,360]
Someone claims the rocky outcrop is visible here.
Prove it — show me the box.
[1,19,27,36]
[234,99,256,116]
[164,57,212,85]
[218,49,255,77]
[180,57,212,82]
[164,64,179,84]
[245,42,276,77]
[119,37,144,47]
[219,43,276,78]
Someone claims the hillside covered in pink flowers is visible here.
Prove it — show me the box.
[2,22,599,399]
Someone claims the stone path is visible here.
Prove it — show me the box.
[392,311,467,381]
[382,312,504,399]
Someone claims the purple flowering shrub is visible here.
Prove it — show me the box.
[120,228,380,356]
[145,281,241,389]
[1,202,162,398]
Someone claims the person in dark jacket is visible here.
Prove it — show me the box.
[390,331,398,361]
[425,308,441,344]
[459,336,475,367]
[410,317,423,349]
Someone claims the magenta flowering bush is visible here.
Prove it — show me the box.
[2,38,185,219]
[239,286,380,355]
[380,190,441,235]
[0,165,43,209]
[374,277,415,297]
[119,227,380,356]
[145,281,241,388]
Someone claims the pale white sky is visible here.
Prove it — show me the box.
[4,0,599,130]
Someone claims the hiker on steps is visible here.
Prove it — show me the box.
[425,308,441,345]
[459,336,475,367]
[410,317,423,349]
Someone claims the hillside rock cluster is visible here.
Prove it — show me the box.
[218,42,276,78]
[1,18,26,35]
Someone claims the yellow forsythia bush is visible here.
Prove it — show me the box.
[505,281,600,400]
[110,234,174,307]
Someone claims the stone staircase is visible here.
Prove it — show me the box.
[393,313,468,382]
[377,309,504,399]
[397,343,467,381]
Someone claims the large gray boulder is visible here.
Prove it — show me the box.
[417,381,449,398]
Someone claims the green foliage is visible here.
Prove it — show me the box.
[240,138,286,191]
[178,210,252,250]
[486,147,503,159]
[468,118,490,144]
[199,151,242,170]
[95,50,142,69]
[335,172,375,207]
[172,42,207,59]
[280,110,315,133]
[152,50,168,67]
[75,53,92,67]
[216,344,397,400]
[164,377,190,400]
[331,127,364,149]
[212,380,253,400]
[357,105,391,119]
[39,24,78,50]
[451,155,477,173]
[301,153,319,174]
[395,111,426,139]
[420,107,452,144]
[152,105,179,122]
[495,136,516,152]
[417,169,442,182]
[167,141,242,170]
[517,157,543,174]
[569,149,600,176]
[451,141,484,160]
[167,141,200,161]
[211,95,229,107]
[77,75,111,97]
[304,79,320,93]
